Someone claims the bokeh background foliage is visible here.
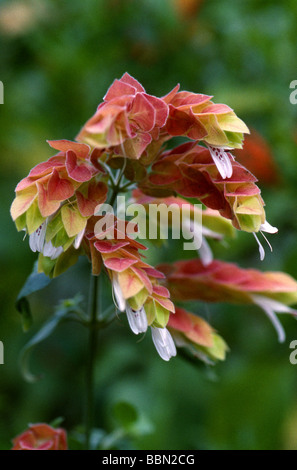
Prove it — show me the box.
[1,0,297,450]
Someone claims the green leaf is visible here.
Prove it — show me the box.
[49,417,65,428]
[112,401,138,431]
[20,296,84,382]
[16,263,52,331]
[16,298,33,332]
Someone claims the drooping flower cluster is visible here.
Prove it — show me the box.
[167,307,228,364]
[11,73,297,362]
[139,142,267,233]
[11,140,108,275]
[84,215,176,360]
[159,259,297,343]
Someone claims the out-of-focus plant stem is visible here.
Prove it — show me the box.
[85,272,99,450]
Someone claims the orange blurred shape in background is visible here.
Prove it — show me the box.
[0,0,47,37]
[233,129,280,186]
[173,0,204,19]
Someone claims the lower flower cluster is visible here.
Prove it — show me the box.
[85,215,176,361]
[12,424,67,451]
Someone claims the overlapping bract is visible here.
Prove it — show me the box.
[139,142,265,232]
[132,188,235,239]
[159,258,297,305]
[11,139,107,232]
[163,84,249,148]
[132,189,235,266]
[168,307,228,363]
[84,215,175,330]
[76,73,169,160]
[11,140,108,275]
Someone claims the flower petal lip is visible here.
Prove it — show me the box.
[207,145,233,179]
[199,236,213,266]
[260,221,278,234]
[74,228,85,249]
[252,220,278,261]
[151,327,177,361]
[29,221,64,260]
[126,304,148,334]
[251,294,297,343]
[42,241,63,260]
[29,223,47,253]
[253,232,265,261]
[112,275,126,312]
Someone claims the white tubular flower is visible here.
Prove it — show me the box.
[112,277,148,334]
[151,327,177,361]
[182,218,222,266]
[260,221,278,234]
[112,275,126,312]
[74,228,86,249]
[251,294,297,343]
[29,223,47,253]
[42,241,63,260]
[207,144,233,180]
[253,220,278,261]
[199,236,213,266]
[29,221,63,260]
[126,304,148,335]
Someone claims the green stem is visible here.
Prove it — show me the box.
[84,168,126,449]
[85,273,99,450]
[119,181,136,192]
[108,160,127,208]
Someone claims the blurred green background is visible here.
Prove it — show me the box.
[1,0,297,450]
